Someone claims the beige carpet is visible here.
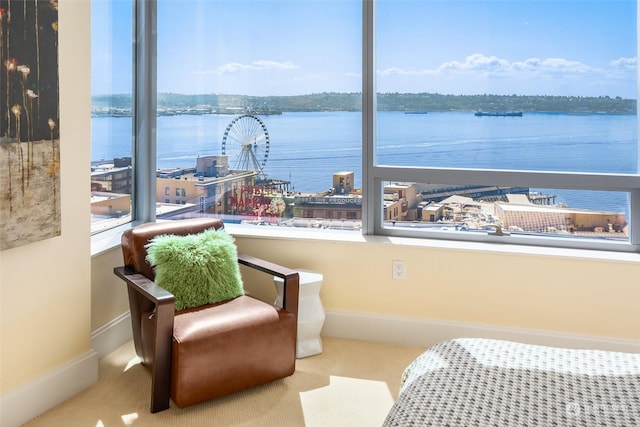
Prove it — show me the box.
[24,337,425,426]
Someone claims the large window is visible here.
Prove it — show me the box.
[90,0,134,233]
[154,0,362,227]
[91,0,640,252]
[368,0,639,251]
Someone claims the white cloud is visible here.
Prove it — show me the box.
[527,57,596,75]
[378,53,635,80]
[440,53,510,74]
[196,60,299,75]
[610,56,637,69]
[377,67,437,77]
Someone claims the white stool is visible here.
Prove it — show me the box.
[274,269,325,358]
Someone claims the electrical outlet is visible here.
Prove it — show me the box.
[392,260,406,280]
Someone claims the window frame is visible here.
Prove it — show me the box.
[94,0,640,254]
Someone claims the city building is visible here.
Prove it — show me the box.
[293,172,362,220]
[91,157,132,193]
[419,193,627,236]
[156,155,257,215]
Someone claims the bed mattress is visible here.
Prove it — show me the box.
[383,338,640,426]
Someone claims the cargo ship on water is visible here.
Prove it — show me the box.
[474,111,523,117]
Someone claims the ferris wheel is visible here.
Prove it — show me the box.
[221,114,270,176]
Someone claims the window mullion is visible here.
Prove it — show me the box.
[133,0,157,223]
[362,0,376,235]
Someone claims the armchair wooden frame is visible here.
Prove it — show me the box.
[114,251,299,413]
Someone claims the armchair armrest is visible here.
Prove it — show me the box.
[114,266,175,305]
[113,266,174,413]
[237,253,300,316]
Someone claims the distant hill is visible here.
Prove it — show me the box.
[91,92,636,117]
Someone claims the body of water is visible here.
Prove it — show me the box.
[92,111,637,214]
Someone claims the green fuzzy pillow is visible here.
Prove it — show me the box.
[145,228,244,310]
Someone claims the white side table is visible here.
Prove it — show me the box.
[274,269,325,358]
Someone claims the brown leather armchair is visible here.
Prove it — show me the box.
[113,218,299,412]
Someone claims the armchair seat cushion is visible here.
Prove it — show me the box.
[170,295,297,408]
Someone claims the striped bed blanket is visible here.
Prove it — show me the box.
[383,338,640,426]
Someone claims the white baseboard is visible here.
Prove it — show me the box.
[90,309,640,355]
[0,313,132,427]
[322,310,640,354]
[90,311,133,360]
[0,351,98,427]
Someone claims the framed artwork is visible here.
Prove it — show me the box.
[1,0,60,250]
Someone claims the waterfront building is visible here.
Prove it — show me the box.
[496,201,627,235]
[90,192,130,218]
[418,193,627,236]
[91,157,132,193]
[293,172,363,221]
[293,193,362,221]
[156,155,256,215]
[384,183,421,221]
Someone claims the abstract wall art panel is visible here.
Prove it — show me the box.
[1,0,60,250]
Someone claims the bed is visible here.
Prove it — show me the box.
[383,338,640,426]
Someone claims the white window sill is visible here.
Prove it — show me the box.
[92,220,640,264]
[91,222,139,257]
[224,223,640,264]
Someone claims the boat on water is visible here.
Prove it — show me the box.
[474,111,523,117]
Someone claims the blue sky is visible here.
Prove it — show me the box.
[92,0,637,98]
